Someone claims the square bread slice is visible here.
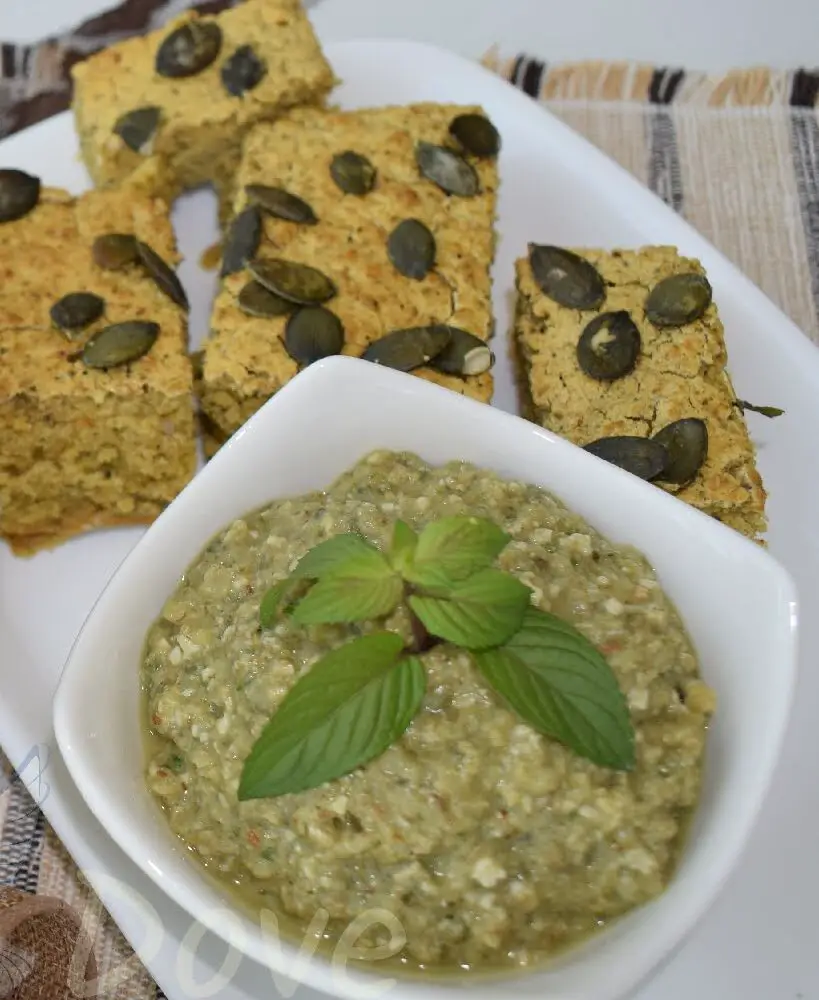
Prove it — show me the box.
[0,183,196,555]
[513,244,767,541]
[200,103,500,453]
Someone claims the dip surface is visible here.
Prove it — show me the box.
[141,450,713,973]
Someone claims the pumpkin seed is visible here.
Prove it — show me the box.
[113,106,161,154]
[0,169,40,223]
[155,20,222,78]
[583,435,669,481]
[81,321,159,369]
[448,113,500,157]
[416,142,479,197]
[237,280,295,318]
[137,241,188,310]
[652,418,708,485]
[50,291,105,335]
[330,151,377,195]
[361,325,451,371]
[248,258,337,306]
[387,219,436,280]
[221,45,266,97]
[245,184,317,225]
[220,205,262,277]
[645,272,712,327]
[528,245,606,310]
[430,327,493,376]
[199,240,222,271]
[284,307,345,366]
[92,233,139,270]
[577,310,641,381]
[190,349,204,382]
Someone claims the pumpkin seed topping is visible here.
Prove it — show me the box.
[361,325,451,372]
[652,418,708,485]
[577,310,641,381]
[199,240,222,271]
[645,273,712,327]
[0,169,40,223]
[155,21,222,78]
[221,45,266,97]
[448,113,500,157]
[190,349,204,382]
[330,151,377,195]
[137,241,188,310]
[81,321,160,369]
[529,245,606,310]
[245,184,317,225]
[237,280,296,318]
[583,436,669,481]
[113,106,161,154]
[220,205,262,278]
[416,142,479,197]
[92,233,139,270]
[248,258,337,306]
[387,219,436,280]
[284,307,345,366]
[430,327,493,376]
[50,292,105,335]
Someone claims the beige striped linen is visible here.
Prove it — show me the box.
[483,53,819,343]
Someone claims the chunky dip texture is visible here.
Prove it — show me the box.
[141,450,714,973]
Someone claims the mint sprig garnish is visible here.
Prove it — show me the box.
[734,398,784,418]
[403,515,509,587]
[239,633,424,800]
[389,520,418,575]
[241,515,635,800]
[408,569,530,649]
[474,608,634,770]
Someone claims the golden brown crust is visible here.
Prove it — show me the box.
[512,246,767,540]
[71,0,336,203]
[0,186,197,555]
[201,103,499,442]
[5,511,157,558]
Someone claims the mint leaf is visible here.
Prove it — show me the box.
[735,399,784,419]
[389,520,418,575]
[291,533,389,581]
[473,608,635,770]
[238,633,424,799]
[289,531,401,623]
[404,516,510,588]
[291,574,404,624]
[260,579,290,629]
[408,568,530,650]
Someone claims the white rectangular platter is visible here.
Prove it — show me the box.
[1,37,817,1000]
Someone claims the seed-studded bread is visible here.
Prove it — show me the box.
[70,0,335,212]
[513,244,767,540]
[0,181,196,555]
[200,103,500,453]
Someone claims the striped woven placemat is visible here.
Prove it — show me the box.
[482,51,819,343]
[0,2,818,996]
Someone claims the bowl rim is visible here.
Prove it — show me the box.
[53,356,799,1000]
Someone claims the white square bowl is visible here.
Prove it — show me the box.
[53,355,798,1000]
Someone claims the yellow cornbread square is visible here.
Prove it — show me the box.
[201,103,499,447]
[0,186,196,555]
